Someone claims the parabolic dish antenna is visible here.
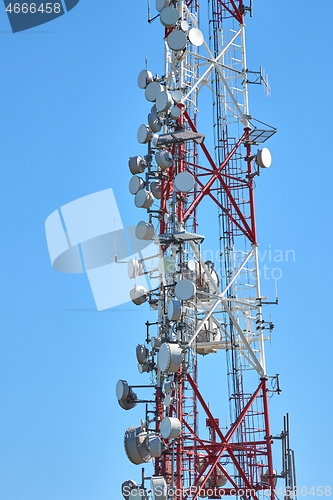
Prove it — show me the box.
[155,0,169,12]
[137,69,153,89]
[129,176,145,195]
[137,124,152,144]
[175,279,196,300]
[148,109,162,132]
[135,189,154,209]
[135,221,155,240]
[188,27,204,47]
[256,147,272,168]
[174,171,195,192]
[171,90,183,103]
[160,6,179,27]
[167,29,187,51]
[156,91,173,113]
[155,150,173,169]
[145,81,163,102]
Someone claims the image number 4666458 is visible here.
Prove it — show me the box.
[3,1,80,32]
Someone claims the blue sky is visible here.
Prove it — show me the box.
[0,1,332,499]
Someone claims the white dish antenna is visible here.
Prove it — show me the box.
[175,279,196,300]
[156,91,173,113]
[155,0,169,12]
[160,6,178,27]
[180,20,189,32]
[148,108,162,132]
[136,343,149,364]
[124,426,152,465]
[135,221,155,240]
[129,175,145,195]
[128,155,147,175]
[170,106,181,120]
[151,336,162,349]
[256,147,272,168]
[135,189,154,209]
[122,480,139,500]
[167,29,187,51]
[151,477,168,500]
[188,27,204,47]
[157,343,182,373]
[128,259,142,279]
[137,69,153,90]
[145,81,163,102]
[116,380,137,411]
[168,300,182,321]
[130,285,149,305]
[171,90,183,103]
[155,150,173,170]
[137,124,152,144]
[160,416,181,439]
[148,436,163,458]
[174,171,195,192]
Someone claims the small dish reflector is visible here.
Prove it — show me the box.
[145,81,163,102]
[151,336,162,349]
[256,147,272,168]
[128,156,147,175]
[137,124,152,144]
[135,189,154,209]
[122,480,138,500]
[155,150,173,169]
[151,181,161,199]
[163,394,173,407]
[160,416,181,439]
[158,342,182,373]
[148,110,162,133]
[138,69,153,89]
[180,20,189,32]
[136,221,155,240]
[130,285,149,305]
[151,477,168,500]
[124,426,151,465]
[188,27,204,46]
[156,91,173,113]
[129,176,145,195]
[155,0,169,12]
[149,435,163,457]
[136,343,149,364]
[160,6,178,27]
[175,171,195,192]
[175,279,196,300]
[168,300,182,321]
[167,29,187,51]
[138,362,150,373]
[128,259,141,279]
[170,106,181,120]
[172,90,183,103]
[116,379,129,400]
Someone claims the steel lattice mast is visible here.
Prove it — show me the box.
[117,1,296,499]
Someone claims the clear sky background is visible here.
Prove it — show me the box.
[0,1,332,499]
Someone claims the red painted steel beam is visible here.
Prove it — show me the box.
[262,378,275,500]
[182,110,255,242]
[218,0,244,23]
[187,374,260,500]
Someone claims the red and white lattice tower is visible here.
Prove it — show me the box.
[118,1,296,500]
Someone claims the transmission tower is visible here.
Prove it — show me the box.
[118,2,296,500]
